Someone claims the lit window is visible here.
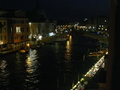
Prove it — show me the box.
[105,29,107,31]
[99,25,101,27]
[105,20,107,22]
[16,27,21,33]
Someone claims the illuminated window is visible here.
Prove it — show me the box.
[105,20,107,22]
[16,27,21,33]
[99,25,101,27]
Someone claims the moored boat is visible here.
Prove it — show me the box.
[88,51,104,56]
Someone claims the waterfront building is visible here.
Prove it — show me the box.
[0,17,8,51]
[29,20,55,41]
[0,9,30,50]
[28,0,56,41]
[7,10,30,49]
[85,16,109,33]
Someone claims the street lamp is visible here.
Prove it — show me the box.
[25,43,30,51]
[26,43,30,47]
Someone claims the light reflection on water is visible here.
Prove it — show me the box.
[26,49,39,74]
[54,35,74,89]
[65,40,72,60]
[64,37,73,73]
[0,60,9,89]
[0,35,100,90]
[24,49,40,89]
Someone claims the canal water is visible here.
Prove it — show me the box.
[0,35,100,90]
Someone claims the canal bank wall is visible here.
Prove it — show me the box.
[0,33,69,55]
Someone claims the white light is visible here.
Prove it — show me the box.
[29,22,31,25]
[105,29,107,31]
[65,30,68,32]
[74,23,79,27]
[84,18,88,21]
[0,41,3,44]
[55,29,58,33]
[88,26,91,29]
[38,35,42,40]
[16,27,21,33]
[28,34,32,39]
[49,32,55,36]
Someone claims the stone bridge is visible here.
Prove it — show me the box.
[83,32,108,45]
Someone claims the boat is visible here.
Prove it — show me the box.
[19,46,30,53]
[19,49,26,53]
[88,51,104,56]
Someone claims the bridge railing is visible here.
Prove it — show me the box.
[70,52,108,90]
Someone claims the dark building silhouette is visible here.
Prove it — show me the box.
[30,0,47,22]
[106,0,120,90]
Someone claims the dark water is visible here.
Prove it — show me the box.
[0,35,100,90]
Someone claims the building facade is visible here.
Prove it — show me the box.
[0,9,30,51]
[77,16,109,35]
[28,0,56,41]
[0,17,8,50]
[8,17,30,49]
[85,16,109,34]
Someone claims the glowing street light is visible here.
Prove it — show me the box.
[0,41,3,44]
[29,22,31,26]
[26,43,30,47]
[0,41,3,52]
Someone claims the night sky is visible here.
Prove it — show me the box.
[0,0,110,21]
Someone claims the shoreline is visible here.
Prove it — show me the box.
[0,33,69,55]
